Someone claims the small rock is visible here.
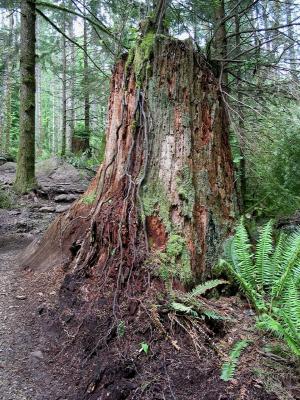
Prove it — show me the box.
[55,204,70,213]
[54,194,77,203]
[15,295,27,300]
[39,206,56,213]
[8,210,21,215]
[30,350,44,360]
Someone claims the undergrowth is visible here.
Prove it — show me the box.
[218,219,300,356]
[220,339,250,381]
[0,185,12,209]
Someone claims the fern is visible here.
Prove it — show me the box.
[256,314,300,356]
[254,220,273,289]
[271,229,300,299]
[219,219,300,356]
[189,279,227,298]
[170,301,198,317]
[232,222,255,287]
[221,340,250,381]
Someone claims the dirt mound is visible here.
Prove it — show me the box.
[23,263,298,400]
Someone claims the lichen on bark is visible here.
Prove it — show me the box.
[24,33,235,290]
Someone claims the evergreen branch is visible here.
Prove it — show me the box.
[35,0,114,39]
[36,8,110,78]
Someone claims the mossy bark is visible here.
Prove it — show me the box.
[15,0,36,193]
[24,35,235,287]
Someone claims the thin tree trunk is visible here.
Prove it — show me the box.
[15,0,36,193]
[235,9,246,213]
[286,0,296,72]
[212,0,228,87]
[4,12,14,156]
[67,5,75,153]
[83,5,90,152]
[61,13,67,157]
[263,1,271,52]
[52,79,55,154]
[35,15,43,153]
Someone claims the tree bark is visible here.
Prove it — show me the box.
[24,36,235,287]
[211,0,228,86]
[83,2,90,152]
[3,12,14,156]
[235,9,246,213]
[286,0,296,73]
[35,15,43,154]
[61,13,67,157]
[15,0,36,193]
[66,3,75,154]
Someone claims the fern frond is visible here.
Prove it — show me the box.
[170,302,198,317]
[254,220,274,288]
[293,262,300,287]
[189,279,228,298]
[220,340,250,381]
[203,310,229,321]
[270,232,286,285]
[219,259,266,312]
[256,314,300,356]
[232,221,255,288]
[272,229,300,299]
[280,278,300,333]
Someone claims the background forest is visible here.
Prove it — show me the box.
[1,0,300,217]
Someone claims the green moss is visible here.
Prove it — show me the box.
[125,47,135,75]
[177,165,195,219]
[157,233,193,286]
[142,181,171,232]
[82,190,97,205]
[126,32,156,87]
[0,186,11,209]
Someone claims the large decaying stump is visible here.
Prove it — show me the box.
[21,34,236,399]
[25,36,234,287]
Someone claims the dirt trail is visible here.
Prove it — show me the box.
[0,234,49,400]
[0,159,93,400]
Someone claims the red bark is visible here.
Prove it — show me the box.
[23,37,235,288]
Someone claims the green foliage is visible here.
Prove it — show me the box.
[66,152,99,170]
[127,31,156,86]
[117,320,126,337]
[221,340,250,381]
[0,185,12,209]
[142,182,172,232]
[82,190,97,205]
[169,279,228,321]
[219,220,300,356]
[170,301,198,317]
[245,102,300,217]
[188,279,228,298]
[139,342,149,354]
[157,233,193,285]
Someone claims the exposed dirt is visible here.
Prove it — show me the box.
[0,160,299,400]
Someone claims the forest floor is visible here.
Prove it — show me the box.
[0,159,299,400]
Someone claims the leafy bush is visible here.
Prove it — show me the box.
[244,101,300,217]
[219,220,300,356]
